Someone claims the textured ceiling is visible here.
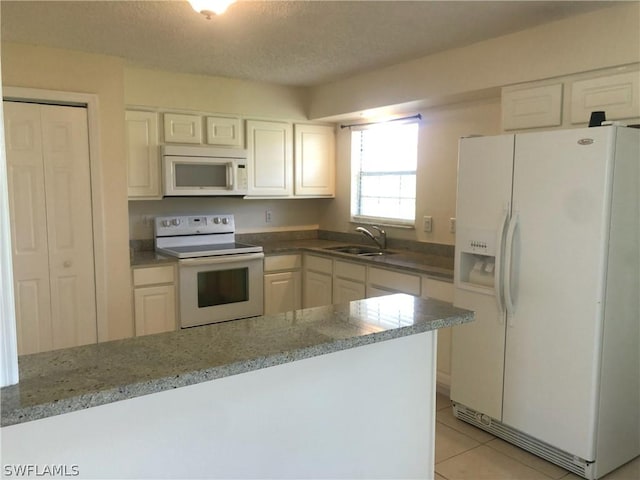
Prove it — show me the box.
[0,0,617,87]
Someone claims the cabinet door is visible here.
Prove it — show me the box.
[264,271,302,315]
[303,271,332,308]
[570,72,640,124]
[163,113,202,144]
[294,124,335,197]
[206,116,243,147]
[126,111,161,199]
[367,267,421,296]
[246,120,293,197]
[501,84,563,131]
[134,285,176,336]
[333,278,366,304]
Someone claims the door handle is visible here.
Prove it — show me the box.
[503,211,519,324]
[494,205,510,321]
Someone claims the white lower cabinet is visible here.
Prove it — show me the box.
[366,266,421,297]
[302,255,424,304]
[333,278,366,304]
[299,254,454,392]
[303,254,333,308]
[132,264,177,336]
[333,260,366,304]
[264,254,302,315]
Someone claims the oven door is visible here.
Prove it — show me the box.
[178,252,264,328]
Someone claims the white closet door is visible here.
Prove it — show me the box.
[4,101,97,354]
[4,102,53,354]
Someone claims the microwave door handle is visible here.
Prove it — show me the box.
[227,162,235,190]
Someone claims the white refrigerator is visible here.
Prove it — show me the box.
[451,125,639,479]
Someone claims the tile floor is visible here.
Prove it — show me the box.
[434,393,640,480]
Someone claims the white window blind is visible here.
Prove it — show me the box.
[350,121,418,226]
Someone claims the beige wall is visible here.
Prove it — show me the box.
[320,98,502,245]
[308,2,640,119]
[129,198,331,239]
[1,43,133,341]
[125,66,309,120]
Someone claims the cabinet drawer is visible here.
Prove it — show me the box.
[133,265,175,287]
[305,254,333,274]
[264,254,302,272]
[334,260,366,282]
[368,267,420,296]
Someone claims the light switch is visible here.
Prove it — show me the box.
[423,216,432,233]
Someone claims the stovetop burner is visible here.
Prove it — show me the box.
[154,214,263,259]
[157,242,263,259]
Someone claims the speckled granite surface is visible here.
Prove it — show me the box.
[1,294,472,427]
[131,229,454,280]
[130,250,177,267]
[257,239,454,281]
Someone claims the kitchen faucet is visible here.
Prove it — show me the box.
[355,225,387,250]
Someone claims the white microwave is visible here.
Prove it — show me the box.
[162,145,248,196]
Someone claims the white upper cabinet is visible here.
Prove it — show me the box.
[246,120,293,197]
[163,113,202,144]
[126,110,161,199]
[570,72,640,124]
[502,84,563,131]
[206,115,243,147]
[294,124,335,197]
[501,66,640,131]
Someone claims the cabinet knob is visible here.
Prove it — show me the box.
[63,260,72,268]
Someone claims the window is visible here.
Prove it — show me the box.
[350,120,419,226]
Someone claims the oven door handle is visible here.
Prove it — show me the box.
[179,252,264,266]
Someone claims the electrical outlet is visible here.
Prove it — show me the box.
[449,217,456,234]
[265,209,272,223]
[423,216,432,233]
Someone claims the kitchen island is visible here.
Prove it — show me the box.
[1,294,473,479]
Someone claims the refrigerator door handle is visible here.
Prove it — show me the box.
[504,211,519,323]
[494,206,510,320]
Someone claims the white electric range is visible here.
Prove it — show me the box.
[155,214,264,328]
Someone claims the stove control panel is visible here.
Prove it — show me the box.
[155,214,236,237]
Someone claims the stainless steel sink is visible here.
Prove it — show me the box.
[323,245,392,256]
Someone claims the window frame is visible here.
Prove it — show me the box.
[349,119,419,228]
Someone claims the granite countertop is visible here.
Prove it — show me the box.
[129,233,454,281]
[130,250,177,267]
[258,238,454,281]
[1,294,473,427]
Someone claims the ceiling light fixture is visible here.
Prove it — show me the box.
[187,0,236,19]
